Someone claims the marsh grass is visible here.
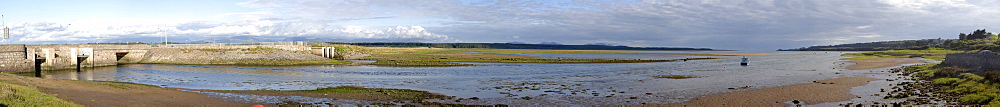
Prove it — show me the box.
[907,63,1000,105]
[842,49,961,60]
[267,86,446,100]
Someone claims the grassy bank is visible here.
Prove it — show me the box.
[356,48,720,66]
[0,82,79,107]
[842,49,961,60]
[896,63,1000,105]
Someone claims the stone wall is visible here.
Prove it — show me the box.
[942,53,1000,72]
[0,44,32,72]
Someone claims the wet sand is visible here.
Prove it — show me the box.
[646,57,927,106]
[652,78,879,107]
[0,73,269,106]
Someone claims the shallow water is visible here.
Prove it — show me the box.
[33,51,857,105]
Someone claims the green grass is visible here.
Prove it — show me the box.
[842,49,962,60]
[932,78,962,85]
[0,82,80,107]
[370,60,473,67]
[907,63,1000,105]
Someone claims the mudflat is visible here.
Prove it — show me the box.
[652,77,879,107]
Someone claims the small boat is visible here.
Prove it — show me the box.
[740,56,749,66]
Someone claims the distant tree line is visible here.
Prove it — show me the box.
[328,42,713,50]
[781,29,1000,51]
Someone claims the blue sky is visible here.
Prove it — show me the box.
[2,0,1000,50]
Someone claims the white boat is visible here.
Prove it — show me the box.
[740,56,749,66]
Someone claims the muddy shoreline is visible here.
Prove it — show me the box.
[646,56,934,106]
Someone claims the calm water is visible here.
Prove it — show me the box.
[34,51,858,105]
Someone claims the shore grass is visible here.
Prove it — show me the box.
[842,49,961,60]
[142,59,351,65]
[0,82,80,107]
[369,60,473,67]
[262,86,446,100]
[900,63,1000,105]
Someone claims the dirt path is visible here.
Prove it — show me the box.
[647,77,879,107]
[0,73,271,106]
[847,58,925,70]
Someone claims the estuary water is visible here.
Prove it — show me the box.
[32,51,862,105]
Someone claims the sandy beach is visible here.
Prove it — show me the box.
[646,57,928,106]
[651,77,879,106]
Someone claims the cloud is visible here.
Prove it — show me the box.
[9,18,453,43]
[10,0,1000,50]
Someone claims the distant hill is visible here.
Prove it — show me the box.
[779,39,950,51]
[329,42,713,50]
[782,29,1000,51]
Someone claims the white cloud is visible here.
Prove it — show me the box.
[10,0,1000,50]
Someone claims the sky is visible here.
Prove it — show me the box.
[2,0,1000,50]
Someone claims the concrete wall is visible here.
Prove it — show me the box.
[942,53,1000,72]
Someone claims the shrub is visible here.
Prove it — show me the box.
[950,81,988,94]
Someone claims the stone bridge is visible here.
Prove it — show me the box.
[0,44,151,72]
